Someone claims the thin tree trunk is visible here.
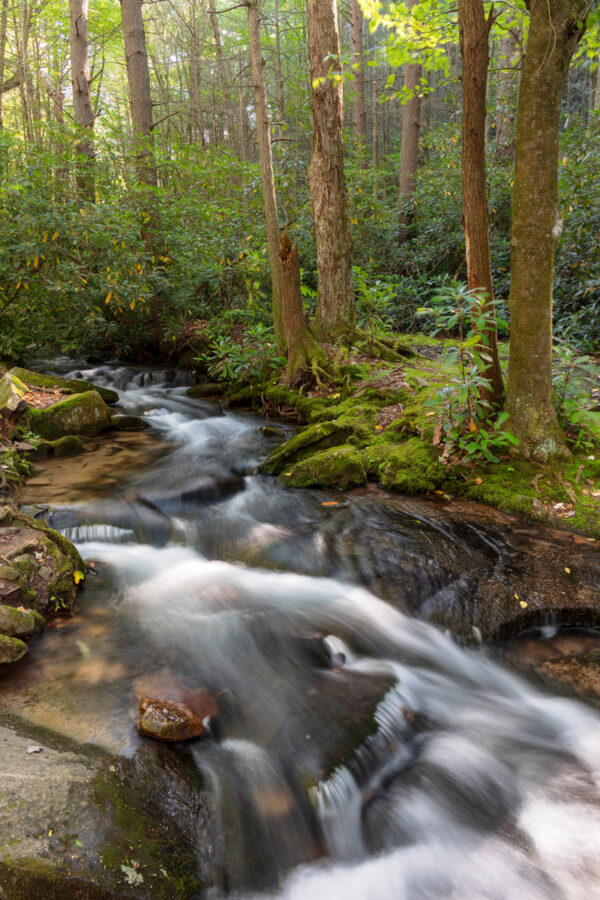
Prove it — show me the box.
[494,26,518,160]
[505,0,586,460]
[350,0,367,167]
[69,0,95,201]
[208,0,238,155]
[0,0,9,130]
[398,0,423,243]
[246,0,284,353]
[273,0,286,130]
[458,0,504,409]
[308,0,353,340]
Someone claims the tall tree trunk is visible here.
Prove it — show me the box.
[398,0,423,243]
[120,0,156,188]
[246,0,284,353]
[505,0,586,460]
[0,0,9,130]
[120,0,162,345]
[494,26,519,160]
[307,0,353,340]
[350,0,367,167]
[69,0,95,201]
[208,0,238,156]
[273,0,286,131]
[458,0,504,409]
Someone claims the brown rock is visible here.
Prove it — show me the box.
[134,672,218,742]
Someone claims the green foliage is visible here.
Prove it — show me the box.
[196,314,285,387]
[419,283,518,464]
[552,342,597,452]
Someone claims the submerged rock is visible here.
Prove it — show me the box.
[23,390,113,440]
[0,604,43,637]
[186,382,224,398]
[0,634,28,664]
[135,673,219,742]
[110,414,149,432]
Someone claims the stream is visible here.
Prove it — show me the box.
[6,363,600,898]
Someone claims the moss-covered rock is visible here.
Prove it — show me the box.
[262,420,351,475]
[23,391,112,440]
[0,634,28,664]
[362,438,445,494]
[0,604,43,637]
[9,367,119,404]
[0,373,28,416]
[52,435,86,457]
[186,382,224,398]
[281,445,367,490]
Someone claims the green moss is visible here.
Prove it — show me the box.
[23,391,112,440]
[365,438,445,494]
[281,445,367,490]
[186,382,224,398]
[262,420,351,475]
[9,367,118,404]
[0,634,28,664]
[52,436,85,457]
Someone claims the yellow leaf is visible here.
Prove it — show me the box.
[42,232,48,242]
[73,570,85,585]
[48,829,53,836]
[15,280,21,290]
[105,291,112,304]
[519,600,528,609]
[130,299,135,311]
[52,231,59,240]
[469,418,478,434]
[565,567,571,574]
[33,256,39,268]
[285,472,292,476]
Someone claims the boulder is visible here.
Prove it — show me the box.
[134,673,218,742]
[10,367,119,404]
[0,604,44,637]
[261,420,351,476]
[110,414,149,432]
[23,391,113,440]
[186,382,224,399]
[0,634,28,664]
[0,373,28,416]
[280,445,367,491]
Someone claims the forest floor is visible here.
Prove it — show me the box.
[205,333,600,539]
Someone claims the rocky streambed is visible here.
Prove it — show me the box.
[1,362,600,898]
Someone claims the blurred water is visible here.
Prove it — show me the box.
[6,363,600,898]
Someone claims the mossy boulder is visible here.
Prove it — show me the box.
[0,634,28,664]
[52,435,86,457]
[10,367,119,405]
[0,605,43,637]
[23,391,112,440]
[363,438,445,494]
[0,372,28,416]
[186,382,224,398]
[281,445,367,490]
[262,420,351,475]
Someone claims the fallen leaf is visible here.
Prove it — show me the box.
[519,600,528,609]
[565,567,571,574]
[321,501,340,507]
[475,477,483,485]
[433,425,443,446]
[26,745,43,754]
[469,418,478,434]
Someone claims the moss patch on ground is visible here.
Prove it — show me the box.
[248,335,600,538]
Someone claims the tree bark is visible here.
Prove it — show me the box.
[279,230,327,384]
[208,0,238,156]
[307,0,354,341]
[0,0,9,129]
[506,0,586,460]
[246,0,285,353]
[398,0,422,242]
[458,0,504,409]
[494,26,519,160]
[350,0,367,167]
[273,0,286,131]
[69,0,95,201]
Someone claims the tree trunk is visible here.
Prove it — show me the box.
[280,230,327,384]
[307,0,354,341]
[458,0,504,409]
[0,0,9,130]
[494,26,519,160]
[69,0,95,202]
[505,0,586,460]
[274,0,286,130]
[246,0,285,353]
[350,0,367,167]
[208,0,238,156]
[398,0,422,242]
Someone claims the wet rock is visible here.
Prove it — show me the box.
[135,673,218,742]
[0,720,217,898]
[52,435,86,457]
[533,650,600,704]
[142,475,246,512]
[259,425,285,438]
[110,414,149,432]
[0,372,28,416]
[0,604,43,637]
[0,634,28,663]
[186,382,224,399]
[23,390,113,440]
[9,366,119,404]
[281,445,367,491]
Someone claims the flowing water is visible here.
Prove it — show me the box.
[7,363,600,898]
